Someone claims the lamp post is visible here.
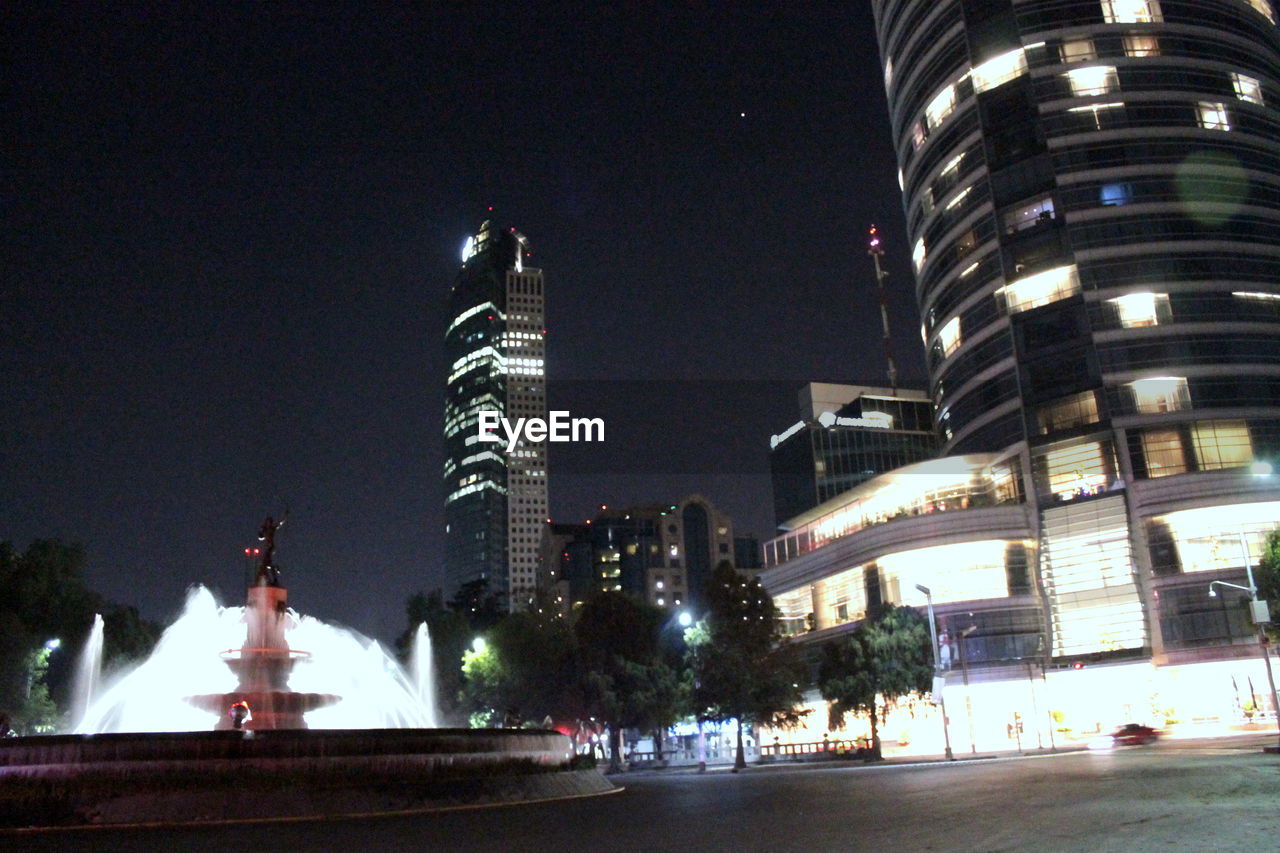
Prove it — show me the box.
[1208,529,1280,749]
[956,623,977,754]
[916,584,954,761]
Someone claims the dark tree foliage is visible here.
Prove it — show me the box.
[0,540,159,733]
[461,608,583,728]
[688,561,807,769]
[449,579,506,631]
[574,592,681,772]
[1256,527,1280,636]
[818,604,933,759]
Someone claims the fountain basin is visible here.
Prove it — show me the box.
[0,728,614,827]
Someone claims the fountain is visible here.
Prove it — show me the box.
[0,517,613,828]
[69,613,103,731]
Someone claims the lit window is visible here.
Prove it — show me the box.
[1198,101,1230,130]
[1002,196,1055,234]
[1123,34,1159,57]
[1141,429,1187,477]
[912,120,927,150]
[1192,421,1254,470]
[1101,0,1162,23]
[1100,183,1133,206]
[972,48,1028,93]
[1036,390,1100,434]
[995,264,1082,314]
[1065,65,1119,97]
[1233,73,1263,105]
[925,83,957,130]
[1107,292,1170,327]
[1127,377,1190,413]
[939,317,962,358]
[945,186,972,211]
[1061,39,1096,63]
[940,152,964,178]
[912,237,927,273]
[956,230,978,257]
[1037,440,1115,501]
[1067,102,1125,130]
[1245,0,1276,24]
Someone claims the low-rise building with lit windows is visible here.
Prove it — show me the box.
[540,495,739,613]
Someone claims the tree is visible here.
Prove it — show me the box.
[0,540,95,727]
[460,608,581,728]
[818,604,933,760]
[1256,529,1280,614]
[574,592,676,772]
[687,562,807,770]
[449,579,506,631]
[1,540,158,733]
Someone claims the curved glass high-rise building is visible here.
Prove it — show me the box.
[444,220,548,610]
[754,0,1280,753]
[868,0,1280,670]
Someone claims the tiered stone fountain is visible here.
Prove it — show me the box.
[185,518,338,729]
[0,517,613,828]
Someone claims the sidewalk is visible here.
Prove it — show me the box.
[608,743,1085,777]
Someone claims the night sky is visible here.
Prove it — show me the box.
[5,1,927,643]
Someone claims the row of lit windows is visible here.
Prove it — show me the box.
[763,458,1023,568]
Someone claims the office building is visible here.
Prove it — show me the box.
[444,219,548,610]
[760,1,1280,752]
[540,496,739,613]
[769,382,937,527]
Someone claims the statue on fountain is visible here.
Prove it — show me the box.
[254,513,286,587]
[185,512,338,729]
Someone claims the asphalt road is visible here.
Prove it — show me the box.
[8,737,1279,853]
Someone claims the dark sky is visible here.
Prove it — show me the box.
[4,1,926,642]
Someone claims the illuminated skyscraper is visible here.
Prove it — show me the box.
[444,220,548,610]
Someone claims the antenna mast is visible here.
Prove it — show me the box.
[867,224,898,392]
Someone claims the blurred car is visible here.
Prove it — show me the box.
[1110,723,1159,746]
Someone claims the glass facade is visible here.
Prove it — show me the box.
[769,388,937,528]
[444,221,548,609]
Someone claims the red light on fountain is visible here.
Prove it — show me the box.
[187,515,338,729]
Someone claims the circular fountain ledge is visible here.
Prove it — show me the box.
[0,728,616,828]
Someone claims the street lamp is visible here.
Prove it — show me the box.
[1206,532,1280,750]
[916,584,954,761]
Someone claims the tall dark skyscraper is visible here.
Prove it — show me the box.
[444,220,548,610]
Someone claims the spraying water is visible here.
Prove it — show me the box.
[70,613,104,730]
[410,622,439,728]
[75,586,439,733]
